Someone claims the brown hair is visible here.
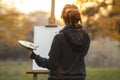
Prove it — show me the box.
[61,4,82,25]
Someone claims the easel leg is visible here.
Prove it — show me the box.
[33,73,37,80]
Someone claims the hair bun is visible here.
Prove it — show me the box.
[61,4,82,25]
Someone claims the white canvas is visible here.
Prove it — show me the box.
[32,26,63,70]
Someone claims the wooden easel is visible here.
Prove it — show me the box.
[26,70,49,80]
[26,0,57,80]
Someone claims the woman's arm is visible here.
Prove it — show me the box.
[30,34,62,70]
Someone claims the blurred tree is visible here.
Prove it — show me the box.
[0,0,35,60]
[0,1,32,46]
[94,0,120,41]
[76,0,120,42]
[107,0,120,41]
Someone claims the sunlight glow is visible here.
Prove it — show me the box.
[2,0,113,21]
[2,0,75,19]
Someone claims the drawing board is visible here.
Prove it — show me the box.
[33,26,63,70]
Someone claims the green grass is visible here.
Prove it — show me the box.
[86,68,120,80]
[0,61,32,80]
[0,61,120,80]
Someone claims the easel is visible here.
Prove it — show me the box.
[26,0,56,80]
[26,70,49,80]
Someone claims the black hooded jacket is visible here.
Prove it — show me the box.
[31,25,90,80]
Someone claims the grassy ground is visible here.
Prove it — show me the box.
[86,68,120,80]
[0,61,120,80]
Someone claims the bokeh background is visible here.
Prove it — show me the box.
[0,0,120,80]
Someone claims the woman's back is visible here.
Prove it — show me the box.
[48,25,90,80]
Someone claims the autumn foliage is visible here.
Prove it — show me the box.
[0,0,120,67]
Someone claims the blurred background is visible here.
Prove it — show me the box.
[0,0,120,80]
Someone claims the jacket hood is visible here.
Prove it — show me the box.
[61,25,85,52]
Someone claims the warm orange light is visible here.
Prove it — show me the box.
[2,0,76,20]
[3,0,112,21]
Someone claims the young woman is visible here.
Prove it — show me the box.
[27,4,90,80]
